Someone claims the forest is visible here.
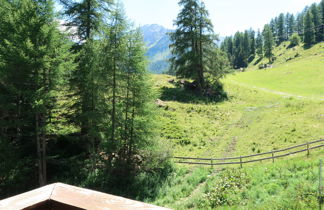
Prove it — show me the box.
[221,1,324,68]
[0,0,173,199]
[1,0,324,209]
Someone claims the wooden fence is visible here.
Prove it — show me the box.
[174,139,324,167]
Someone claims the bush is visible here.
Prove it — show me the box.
[199,169,250,208]
[289,33,301,47]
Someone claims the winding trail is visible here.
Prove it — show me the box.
[228,80,324,101]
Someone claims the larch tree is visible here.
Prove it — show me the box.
[263,24,275,63]
[59,0,114,173]
[287,14,296,38]
[232,32,246,68]
[277,13,285,43]
[320,0,324,41]
[249,29,256,59]
[296,13,305,36]
[303,10,316,46]
[256,30,264,58]
[169,0,216,91]
[0,0,74,187]
[309,3,322,42]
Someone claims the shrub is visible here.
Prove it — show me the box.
[199,169,250,208]
[289,33,301,47]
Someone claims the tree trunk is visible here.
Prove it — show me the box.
[198,16,205,91]
[111,34,117,142]
[36,113,45,186]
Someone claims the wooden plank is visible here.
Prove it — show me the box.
[173,139,324,163]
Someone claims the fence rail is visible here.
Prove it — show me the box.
[173,139,324,166]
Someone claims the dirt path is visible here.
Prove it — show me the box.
[223,136,238,158]
[229,80,324,101]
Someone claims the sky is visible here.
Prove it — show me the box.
[120,0,321,36]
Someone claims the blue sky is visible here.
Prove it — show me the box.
[120,0,321,36]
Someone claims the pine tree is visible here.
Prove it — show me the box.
[256,30,264,58]
[303,10,316,46]
[59,0,114,164]
[0,0,74,187]
[320,0,324,41]
[310,3,322,42]
[170,0,216,91]
[277,13,285,43]
[100,3,128,163]
[220,36,233,66]
[263,24,274,62]
[60,0,113,41]
[232,32,246,68]
[287,13,296,38]
[296,13,305,36]
[249,29,256,59]
[243,30,251,64]
[269,18,277,38]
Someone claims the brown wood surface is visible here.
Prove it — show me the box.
[0,183,170,210]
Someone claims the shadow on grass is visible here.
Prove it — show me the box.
[159,85,228,104]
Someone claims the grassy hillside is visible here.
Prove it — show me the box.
[149,42,324,209]
[230,42,324,99]
[153,77,324,158]
[149,152,323,209]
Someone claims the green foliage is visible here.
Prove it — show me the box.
[60,0,113,40]
[170,0,223,90]
[255,30,263,59]
[199,169,250,208]
[277,13,286,43]
[263,24,275,62]
[151,156,324,209]
[0,0,172,200]
[0,0,75,188]
[289,33,301,47]
[303,10,316,46]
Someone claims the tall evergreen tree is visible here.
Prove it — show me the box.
[60,0,113,41]
[287,13,296,38]
[256,30,264,58]
[263,24,274,62]
[320,0,324,41]
[309,3,322,42]
[232,32,246,68]
[59,0,114,160]
[243,30,251,64]
[0,0,74,187]
[220,36,233,66]
[269,18,277,39]
[303,10,316,46]
[277,13,285,43]
[296,13,305,36]
[169,0,216,91]
[249,29,256,58]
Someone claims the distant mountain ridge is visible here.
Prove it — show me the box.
[141,24,172,74]
[141,24,224,74]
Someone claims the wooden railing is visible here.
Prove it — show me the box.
[174,139,324,167]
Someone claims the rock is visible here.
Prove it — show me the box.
[155,99,167,107]
[168,79,175,84]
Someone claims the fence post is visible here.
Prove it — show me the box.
[307,143,310,157]
[211,159,213,169]
[240,156,243,168]
[272,151,274,163]
[320,159,323,210]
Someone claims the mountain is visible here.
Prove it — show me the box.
[141,24,172,74]
[141,24,224,74]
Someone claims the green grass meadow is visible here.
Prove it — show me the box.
[149,42,324,209]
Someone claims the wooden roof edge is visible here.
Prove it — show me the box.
[0,183,171,210]
[0,183,55,210]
